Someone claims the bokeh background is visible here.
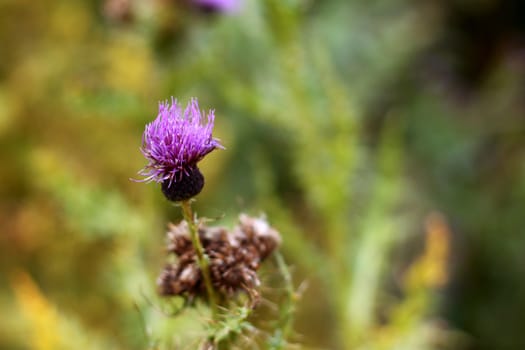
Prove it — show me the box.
[1,0,525,349]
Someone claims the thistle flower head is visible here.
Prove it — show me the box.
[192,0,241,13]
[138,97,223,201]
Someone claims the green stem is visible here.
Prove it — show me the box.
[271,251,295,349]
[180,200,218,319]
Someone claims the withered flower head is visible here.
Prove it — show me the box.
[157,214,281,304]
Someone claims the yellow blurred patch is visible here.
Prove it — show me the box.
[10,270,115,350]
[0,89,15,135]
[105,37,153,93]
[49,2,90,41]
[372,213,453,349]
[11,271,60,350]
[406,212,451,289]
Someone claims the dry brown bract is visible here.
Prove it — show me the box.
[157,214,281,305]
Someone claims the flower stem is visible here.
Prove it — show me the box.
[180,200,218,318]
[269,251,296,350]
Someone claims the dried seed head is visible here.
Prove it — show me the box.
[157,214,281,303]
[157,263,197,296]
[166,221,193,255]
[236,214,282,260]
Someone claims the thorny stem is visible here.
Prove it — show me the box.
[181,200,219,319]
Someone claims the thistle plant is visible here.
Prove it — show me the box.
[136,97,295,348]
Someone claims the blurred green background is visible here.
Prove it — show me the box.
[1,0,525,349]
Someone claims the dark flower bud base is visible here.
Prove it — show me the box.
[161,167,204,202]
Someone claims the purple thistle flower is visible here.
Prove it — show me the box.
[138,97,223,201]
[192,0,241,13]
